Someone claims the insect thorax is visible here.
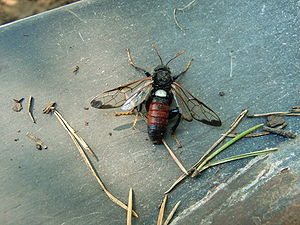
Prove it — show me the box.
[153,67,173,89]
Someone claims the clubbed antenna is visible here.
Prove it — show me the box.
[152,44,164,65]
[166,50,186,66]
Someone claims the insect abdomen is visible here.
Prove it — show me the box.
[147,100,170,144]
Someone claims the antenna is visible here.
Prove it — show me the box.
[166,50,186,66]
[152,44,164,65]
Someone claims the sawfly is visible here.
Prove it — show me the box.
[91,45,221,144]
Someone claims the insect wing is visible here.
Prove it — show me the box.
[121,83,152,111]
[171,82,221,126]
[90,77,153,109]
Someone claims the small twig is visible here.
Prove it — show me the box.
[248,111,300,118]
[42,101,56,114]
[164,173,187,194]
[162,138,188,175]
[192,123,264,177]
[12,98,24,112]
[225,131,270,138]
[127,188,133,225]
[72,65,79,73]
[53,109,96,158]
[26,132,47,150]
[290,109,300,112]
[263,126,297,139]
[173,0,197,32]
[46,104,138,217]
[226,122,288,138]
[28,96,36,123]
[163,201,181,225]
[157,194,168,225]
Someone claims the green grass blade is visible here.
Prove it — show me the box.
[195,123,264,172]
[198,148,278,173]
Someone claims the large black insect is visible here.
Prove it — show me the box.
[91,45,221,144]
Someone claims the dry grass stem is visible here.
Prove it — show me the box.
[28,96,36,123]
[225,131,270,138]
[162,138,188,175]
[127,188,133,225]
[163,201,181,225]
[53,109,95,158]
[42,101,56,114]
[47,105,138,217]
[290,109,300,112]
[157,194,168,225]
[248,111,300,118]
[165,174,187,194]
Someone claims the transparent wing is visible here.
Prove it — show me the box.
[121,85,152,111]
[90,77,153,109]
[171,82,221,126]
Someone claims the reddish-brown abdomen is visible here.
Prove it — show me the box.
[147,102,170,144]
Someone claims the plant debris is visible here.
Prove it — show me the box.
[45,103,138,217]
[162,138,188,175]
[156,194,180,225]
[267,115,285,127]
[42,101,56,114]
[26,132,48,150]
[248,110,300,118]
[192,123,264,177]
[157,194,168,225]
[165,109,249,193]
[263,126,296,139]
[12,98,24,112]
[28,96,36,123]
[127,188,133,225]
[226,122,288,138]
[163,200,181,225]
[72,65,79,73]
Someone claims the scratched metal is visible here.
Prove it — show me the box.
[0,0,299,224]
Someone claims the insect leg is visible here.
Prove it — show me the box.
[173,58,194,80]
[125,48,151,77]
[115,111,135,116]
[131,111,139,129]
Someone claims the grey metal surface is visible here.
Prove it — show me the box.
[0,0,299,224]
